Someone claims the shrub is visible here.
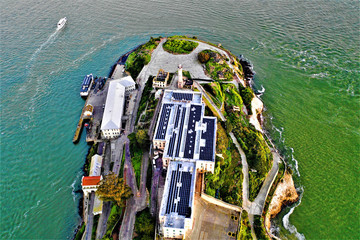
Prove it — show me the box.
[163,39,198,54]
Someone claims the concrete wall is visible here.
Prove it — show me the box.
[201,193,242,212]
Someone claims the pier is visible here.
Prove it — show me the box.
[73,104,93,143]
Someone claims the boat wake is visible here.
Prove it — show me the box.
[26,30,59,71]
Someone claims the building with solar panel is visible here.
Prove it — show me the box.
[159,161,196,239]
[153,90,217,239]
[153,90,217,173]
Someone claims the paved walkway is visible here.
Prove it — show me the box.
[84,192,95,240]
[249,150,281,215]
[194,81,226,121]
[229,133,251,211]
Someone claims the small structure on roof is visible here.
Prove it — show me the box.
[153,69,170,88]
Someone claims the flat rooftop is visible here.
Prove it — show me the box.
[160,161,196,229]
[154,90,216,162]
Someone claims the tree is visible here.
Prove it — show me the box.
[134,209,155,240]
[136,130,149,148]
[96,173,132,207]
[198,51,210,63]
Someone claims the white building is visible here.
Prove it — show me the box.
[100,81,126,139]
[152,90,217,173]
[159,161,196,239]
[90,154,102,176]
[154,90,217,239]
[117,75,136,95]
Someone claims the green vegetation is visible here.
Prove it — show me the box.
[96,173,132,207]
[74,223,85,240]
[222,84,243,107]
[102,205,123,240]
[128,132,144,187]
[136,76,157,125]
[205,123,243,205]
[201,82,272,203]
[202,82,225,109]
[136,130,150,149]
[91,215,100,240]
[263,161,285,216]
[126,37,161,79]
[238,211,252,240]
[239,85,254,115]
[198,50,211,63]
[198,49,233,81]
[229,116,272,200]
[253,215,270,240]
[182,70,191,79]
[163,39,198,54]
[134,208,155,240]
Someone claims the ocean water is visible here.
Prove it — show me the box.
[1,0,359,239]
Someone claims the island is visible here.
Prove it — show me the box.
[72,36,299,240]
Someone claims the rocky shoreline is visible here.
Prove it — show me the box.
[265,172,299,237]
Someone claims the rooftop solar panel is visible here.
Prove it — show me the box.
[172,92,193,101]
[175,108,186,157]
[199,118,216,161]
[155,103,174,139]
[165,163,193,216]
[167,132,177,158]
[183,105,202,159]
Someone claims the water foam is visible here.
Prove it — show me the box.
[283,186,305,240]
[265,114,304,239]
[26,30,59,71]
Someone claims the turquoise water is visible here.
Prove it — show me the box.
[1,0,359,239]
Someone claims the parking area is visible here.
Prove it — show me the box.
[186,196,240,240]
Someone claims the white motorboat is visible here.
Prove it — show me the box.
[57,17,67,30]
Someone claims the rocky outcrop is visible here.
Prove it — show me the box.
[249,95,264,132]
[265,172,299,235]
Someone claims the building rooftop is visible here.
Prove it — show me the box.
[160,161,196,228]
[155,69,169,82]
[117,75,135,87]
[100,80,126,130]
[199,117,217,161]
[90,154,102,176]
[154,90,216,162]
[82,176,101,186]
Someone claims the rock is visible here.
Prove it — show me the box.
[265,172,299,234]
[249,95,264,132]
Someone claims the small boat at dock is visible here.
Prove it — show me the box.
[57,17,67,30]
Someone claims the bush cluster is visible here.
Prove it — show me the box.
[126,37,161,79]
[163,39,198,54]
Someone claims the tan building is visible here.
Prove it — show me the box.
[153,69,170,88]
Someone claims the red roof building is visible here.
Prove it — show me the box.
[82,176,102,197]
[82,176,102,186]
